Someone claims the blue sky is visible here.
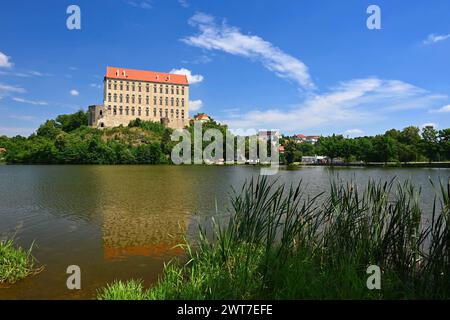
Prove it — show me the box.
[0,0,449,137]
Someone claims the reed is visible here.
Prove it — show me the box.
[99,177,450,299]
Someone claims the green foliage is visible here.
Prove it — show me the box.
[0,238,40,284]
[283,125,450,164]
[2,114,173,164]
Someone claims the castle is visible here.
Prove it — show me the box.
[88,66,190,129]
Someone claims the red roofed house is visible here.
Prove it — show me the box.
[194,113,211,122]
[88,66,190,129]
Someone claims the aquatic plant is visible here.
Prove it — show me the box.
[0,238,41,284]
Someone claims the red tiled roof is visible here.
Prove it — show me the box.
[295,134,306,139]
[105,66,188,85]
[195,114,210,120]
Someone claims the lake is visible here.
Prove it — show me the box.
[0,165,449,299]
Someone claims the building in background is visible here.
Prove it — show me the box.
[294,134,320,144]
[89,66,190,129]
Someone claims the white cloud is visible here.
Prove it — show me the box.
[70,89,79,96]
[183,13,315,90]
[178,0,189,7]
[12,97,48,106]
[170,68,204,84]
[0,126,35,137]
[189,99,203,111]
[345,129,364,137]
[423,33,450,45]
[9,115,36,121]
[429,104,450,113]
[90,83,102,89]
[219,78,447,133]
[0,51,13,68]
[125,0,152,9]
[0,83,25,98]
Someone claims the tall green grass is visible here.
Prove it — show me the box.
[98,177,450,299]
[0,238,40,284]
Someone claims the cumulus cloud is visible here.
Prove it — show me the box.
[183,13,315,90]
[189,99,203,111]
[12,97,48,106]
[70,89,79,96]
[0,51,13,68]
[170,68,204,84]
[218,78,447,133]
[423,33,450,45]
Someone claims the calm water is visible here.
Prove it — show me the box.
[0,165,449,299]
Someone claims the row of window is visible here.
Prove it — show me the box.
[107,93,185,107]
[107,80,186,95]
[106,105,185,119]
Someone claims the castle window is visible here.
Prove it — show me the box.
[171,97,174,106]
[138,107,142,116]
[138,95,142,104]
[146,96,149,105]
[159,97,163,105]
[176,87,179,95]
[108,93,111,102]
[146,107,149,117]
[176,98,179,107]
[165,86,168,94]
[114,82,117,90]
[119,94,123,103]
[182,87,185,95]
[159,108,162,117]
[108,81,111,90]
[108,105,111,114]
[138,84,141,92]
[99,110,103,116]
[114,94,117,103]
[146,84,149,93]
[171,86,174,94]
[125,106,129,116]
[165,97,168,106]
[165,109,168,118]
[154,108,157,117]
[181,98,185,107]
[132,83,135,91]
[181,110,185,118]
[119,106,123,115]
[131,95,135,104]
[126,83,129,91]
[131,107,135,116]
[113,106,117,115]
[120,82,123,91]
[126,94,129,103]
[170,109,174,118]
[159,85,162,94]
[154,85,157,93]
[153,97,157,105]
[176,110,179,118]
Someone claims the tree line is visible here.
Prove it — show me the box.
[283,126,450,164]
